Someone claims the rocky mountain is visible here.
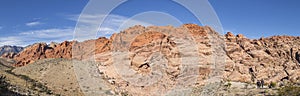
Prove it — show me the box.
[224,32,300,84]
[0,45,24,59]
[13,42,73,66]
[13,37,110,66]
[7,24,300,95]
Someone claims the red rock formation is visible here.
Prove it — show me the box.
[13,37,112,66]
[14,41,74,66]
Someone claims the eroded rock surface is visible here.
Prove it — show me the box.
[224,33,300,83]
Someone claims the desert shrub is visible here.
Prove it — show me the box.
[269,82,276,88]
[224,82,232,89]
[121,92,129,96]
[0,75,9,91]
[277,84,300,96]
[0,75,23,95]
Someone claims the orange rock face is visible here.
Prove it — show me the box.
[13,37,112,66]
[14,41,74,66]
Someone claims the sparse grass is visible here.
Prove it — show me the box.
[0,74,24,95]
[121,92,130,96]
[277,84,300,96]
[11,58,85,95]
[2,64,57,95]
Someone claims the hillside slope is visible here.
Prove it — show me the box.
[12,58,84,96]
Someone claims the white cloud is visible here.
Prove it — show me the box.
[0,27,74,47]
[26,21,43,26]
[69,14,152,41]
[0,14,159,46]
[69,13,188,41]
[20,28,73,38]
[0,37,26,46]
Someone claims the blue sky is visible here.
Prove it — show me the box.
[0,0,299,46]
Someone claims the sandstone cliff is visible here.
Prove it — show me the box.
[224,32,300,83]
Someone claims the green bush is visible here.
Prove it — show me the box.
[224,82,232,89]
[269,82,276,88]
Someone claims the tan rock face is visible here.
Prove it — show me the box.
[94,24,226,95]
[224,32,300,83]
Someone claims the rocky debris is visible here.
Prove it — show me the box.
[0,45,24,59]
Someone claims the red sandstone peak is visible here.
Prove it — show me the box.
[225,32,235,38]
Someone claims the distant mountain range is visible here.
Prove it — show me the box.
[0,45,24,59]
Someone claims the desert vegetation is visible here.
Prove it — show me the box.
[277,83,300,96]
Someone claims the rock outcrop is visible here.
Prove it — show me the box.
[94,24,225,95]
[14,41,74,66]
[224,33,300,83]
[13,37,112,66]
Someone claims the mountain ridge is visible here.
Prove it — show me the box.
[0,45,24,59]
[2,24,300,95]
